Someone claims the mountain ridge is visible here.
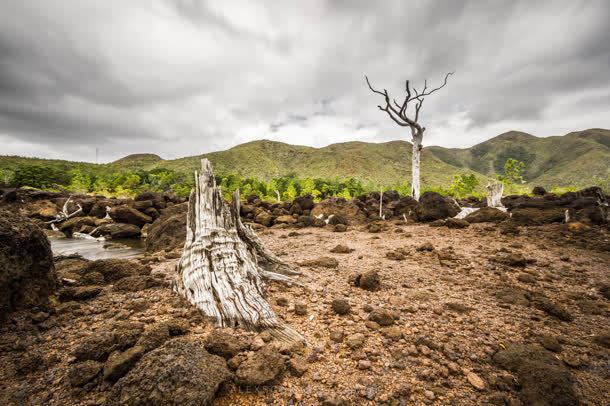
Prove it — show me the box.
[1,129,608,190]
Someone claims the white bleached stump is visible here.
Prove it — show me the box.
[486,182,504,208]
[174,159,303,342]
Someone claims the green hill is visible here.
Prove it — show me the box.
[428,128,610,189]
[1,128,608,192]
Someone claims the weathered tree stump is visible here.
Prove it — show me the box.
[174,159,303,342]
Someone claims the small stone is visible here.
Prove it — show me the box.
[294,302,307,316]
[466,371,486,390]
[330,244,354,254]
[347,333,366,349]
[358,360,372,370]
[329,328,344,343]
[276,297,289,306]
[331,298,351,315]
[68,360,102,387]
[288,355,309,377]
[368,308,395,326]
[416,242,434,252]
[424,390,435,400]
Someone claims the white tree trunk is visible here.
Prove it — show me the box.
[486,182,504,208]
[174,159,303,342]
[411,130,423,201]
[379,189,384,219]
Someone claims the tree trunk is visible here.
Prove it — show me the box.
[411,129,423,201]
[174,159,303,342]
[486,182,504,208]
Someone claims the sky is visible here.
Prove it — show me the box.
[1,1,609,163]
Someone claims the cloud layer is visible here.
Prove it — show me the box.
[1,0,609,162]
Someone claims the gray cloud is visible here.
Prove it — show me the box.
[0,0,609,162]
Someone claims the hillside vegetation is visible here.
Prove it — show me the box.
[1,129,608,196]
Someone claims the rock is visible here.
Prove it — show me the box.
[294,302,307,316]
[415,192,460,221]
[299,256,339,268]
[331,298,351,315]
[358,360,372,370]
[254,211,274,227]
[107,338,231,406]
[276,296,289,306]
[288,355,309,377]
[510,207,566,225]
[58,216,97,236]
[416,242,435,252]
[517,273,537,284]
[235,344,285,386]
[333,224,348,232]
[136,322,172,352]
[592,333,610,348]
[328,214,348,226]
[297,215,315,227]
[465,371,486,390]
[204,329,249,359]
[381,326,402,341]
[493,343,580,406]
[310,198,367,224]
[0,209,57,321]
[368,308,395,326]
[73,332,120,362]
[532,297,574,322]
[330,244,354,254]
[465,207,510,223]
[532,186,547,196]
[346,333,366,349]
[444,218,470,228]
[91,223,141,239]
[354,270,380,291]
[68,360,102,387]
[103,345,146,382]
[386,250,406,261]
[538,335,562,352]
[329,328,345,343]
[294,195,315,211]
[491,252,535,267]
[109,205,152,227]
[113,275,161,292]
[82,258,147,283]
[145,202,188,252]
[58,286,103,302]
[275,215,297,224]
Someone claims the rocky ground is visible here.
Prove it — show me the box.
[1,218,608,405]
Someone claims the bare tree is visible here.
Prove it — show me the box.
[365,72,453,200]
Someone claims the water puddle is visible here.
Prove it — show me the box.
[50,236,144,260]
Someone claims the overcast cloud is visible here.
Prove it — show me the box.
[1,0,609,162]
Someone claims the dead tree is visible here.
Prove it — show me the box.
[45,196,83,225]
[366,72,453,200]
[174,159,303,342]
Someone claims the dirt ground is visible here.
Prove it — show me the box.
[1,222,608,405]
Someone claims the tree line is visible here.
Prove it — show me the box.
[0,158,532,200]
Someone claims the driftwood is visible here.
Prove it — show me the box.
[45,196,83,224]
[174,159,303,342]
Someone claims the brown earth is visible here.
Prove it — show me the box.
[0,221,609,405]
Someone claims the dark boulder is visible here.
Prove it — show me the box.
[58,216,96,237]
[107,338,231,406]
[493,343,580,406]
[92,223,141,239]
[532,186,547,196]
[204,329,249,359]
[145,202,188,252]
[510,207,565,225]
[109,205,152,227]
[0,209,57,322]
[464,207,509,223]
[235,344,285,386]
[294,194,315,211]
[415,192,460,221]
